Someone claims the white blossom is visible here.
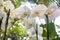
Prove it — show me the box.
[28,27,35,35]
[35,16,41,25]
[51,9,60,22]
[30,4,47,19]
[46,3,58,22]
[4,1,14,11]
[54,16,60,37]
[0,10,6,31]
[39,19,46,24]
[25,17,43,40]
[11,5,31,18]
[25,17,35,29]
[47,3,58,13]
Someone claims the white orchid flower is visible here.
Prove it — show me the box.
[35,17,43,35]
[28,27,43,40]
[48,9,60,24]
[35,16,41,25]
[4,1,14,11]
[54,16,60,37]
[46,3,58,22]
[30,4,47,19]
[47,3,60,37]
[25,17,43,38]
[47,3,58,14]
[31,3,59,23]
[25,16,43,30]
[25,17,35,29]
[11,5,31,18]
[28,27,35,35]
[0,10,7,31]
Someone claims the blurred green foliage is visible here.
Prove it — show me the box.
[40,22,57,38]
[27,0,52,6]
[27,0,60,7]
[3,0,60,8]
[56,0,60,7]
[6,18,28,40]
[0,31,3,40]
[10,0,24,8]
[2,0,60,40]
[4,0,25,8]
[27,0,37,3]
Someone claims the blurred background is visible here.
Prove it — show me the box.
[0,0,60,40]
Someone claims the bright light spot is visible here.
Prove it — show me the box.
[40,19,46,24]
[35,17,41,25]
[21,1,37,9]
[54,16,60,37]
[54,16,60,26]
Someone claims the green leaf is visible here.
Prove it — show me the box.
[10,0,24,8]
[40,22,57,38]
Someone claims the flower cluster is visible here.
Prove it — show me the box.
[0,0,60,40]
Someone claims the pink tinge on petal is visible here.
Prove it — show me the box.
[11,5,31,18]
[51,9,60,21]
[32,4,47,17]
[48,3,58,12]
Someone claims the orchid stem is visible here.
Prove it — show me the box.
[0,17,3,30]
[3,9,10,40]
[36,24,38,40]
[45,14,49,40]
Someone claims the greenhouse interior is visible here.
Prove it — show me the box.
[0,0,60,40]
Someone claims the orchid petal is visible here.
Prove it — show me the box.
[11,5,31,18]
[4,1,14,11]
